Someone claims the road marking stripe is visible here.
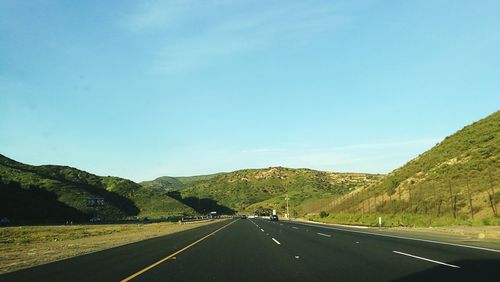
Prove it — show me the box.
[272,238,281,245]
[393,251,460,268]
[120,220,236,282]
[317,232,331,237]
[292,227,299,229]
[290,222,500,253]
[261,229,264,232]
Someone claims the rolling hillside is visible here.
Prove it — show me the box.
[0,155,195,224]
[156,167,383,215]
[140,176,184,191]
[140,173,224,191]
[317,111,500,226]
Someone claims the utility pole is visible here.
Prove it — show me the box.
[285,194,290,220]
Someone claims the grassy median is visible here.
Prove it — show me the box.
[0,220,223,274]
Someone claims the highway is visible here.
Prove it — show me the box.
[1,218,499,281]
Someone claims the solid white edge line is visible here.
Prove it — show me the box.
[317,232,332,237]
[288,221,500,253]
[393,251,461,268]
[272,238,281,245]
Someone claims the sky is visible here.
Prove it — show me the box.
[1,0,499,182]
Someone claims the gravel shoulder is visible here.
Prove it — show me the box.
[380,225,500,250]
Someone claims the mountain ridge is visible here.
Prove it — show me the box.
[145,166,384,215]
[0,155,195,224]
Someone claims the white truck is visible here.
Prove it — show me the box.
[270,209,279,221]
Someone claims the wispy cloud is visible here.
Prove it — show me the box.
[120,0,352,73]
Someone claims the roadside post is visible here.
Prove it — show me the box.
[285,194,290,220]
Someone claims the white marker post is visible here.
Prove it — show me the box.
[285,194,290,220]
[378,216,382,227]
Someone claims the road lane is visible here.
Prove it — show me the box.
[256,218,401,281]
[288,220,500,253]
[1,218,499,281]
[0,220,232,282]
[121,220,237,282]
[125,218,500,281]
[256,218,500,281]
[134,218,313,281]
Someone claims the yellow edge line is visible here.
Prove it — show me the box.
[121,220,236,282]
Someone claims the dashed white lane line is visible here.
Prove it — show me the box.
[393,251,460,268]
[272,238,281,245]
[317,232,332,238]
[292,227,299,229]
[260,229,265,232]
[292,221,500,253]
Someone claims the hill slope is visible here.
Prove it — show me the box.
[0,155,195,223]
[140,173,223,191]
[319,111,500,226]
[140,176,185,191]
[160,167,383,215]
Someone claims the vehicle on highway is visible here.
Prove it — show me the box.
[241,215,247,219]
[270,214,279,221]
[89,216,102,223]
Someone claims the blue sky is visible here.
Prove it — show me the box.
[1,0,499,182]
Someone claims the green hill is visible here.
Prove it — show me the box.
[159,167,382,215]
[140,176,185,191]
[0,155,195,224]
[140,173,223,191]
[316,111,500,226]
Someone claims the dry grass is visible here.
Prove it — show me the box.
[389,225,500,241]
[0,220,224,274]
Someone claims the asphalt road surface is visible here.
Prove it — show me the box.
[1,218,499,282]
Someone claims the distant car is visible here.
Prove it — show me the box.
[90,216,101,223]
[241,215,247,219]
[270,215,279,221]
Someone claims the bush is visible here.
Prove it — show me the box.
[482,217,491,226]
[319,211,329,218]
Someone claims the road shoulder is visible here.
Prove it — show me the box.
[288,218,500,251]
